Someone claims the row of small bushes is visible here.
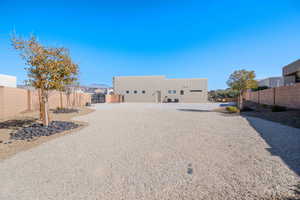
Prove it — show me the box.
[254,104,287,112]
[271,105,287,112]
[225,105,287,113]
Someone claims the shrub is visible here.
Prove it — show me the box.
[241,106,253,112]
[271,105,287,112]
[252,86,269,91]
[226,106,239,113]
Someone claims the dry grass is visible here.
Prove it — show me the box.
[0,107,94,160]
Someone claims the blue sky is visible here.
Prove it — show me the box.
[0,0,300,90]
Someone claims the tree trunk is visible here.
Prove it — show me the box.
[38,89,43,120]
[238,91,244,110]
[41,90,50,126]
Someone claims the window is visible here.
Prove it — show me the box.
[172,90,176,94]
[134,90,137,94]
[180,90,184,95]
[126,90,129,94]
[142,90,146,94]
[168,90,172,94]
[168,90,176,94]
[190,90,202,92]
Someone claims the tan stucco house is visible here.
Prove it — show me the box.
[113,75,208,103]
[283,59,300,86]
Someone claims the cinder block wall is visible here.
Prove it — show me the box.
[245,83,300,109]
[259,88,274,105]
[275,84,300,108]
[249,91,259,103]
[0,86,91,119]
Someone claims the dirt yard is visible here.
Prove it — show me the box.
[0,103,299,200]
[0,107,94,160]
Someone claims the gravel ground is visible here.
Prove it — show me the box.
[0,103,299,200]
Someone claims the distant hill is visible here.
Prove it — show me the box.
[82,83,111,89]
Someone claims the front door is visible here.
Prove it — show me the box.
[156,91,161,103]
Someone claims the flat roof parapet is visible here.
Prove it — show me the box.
[283,59,300,76]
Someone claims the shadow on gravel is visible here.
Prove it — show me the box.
[221,112,300,199]
[243,116,300,177]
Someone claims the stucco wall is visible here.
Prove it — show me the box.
[0,86,91,119]
[114,76,208,103]
[105,94,123,103]
[0,86,28,118]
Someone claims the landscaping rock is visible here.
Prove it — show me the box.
[10,121,80,141]
[52,108,79,114]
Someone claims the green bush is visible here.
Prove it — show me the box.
[226,106,239,113]
[252,86,269,91]
[271,105,287,112]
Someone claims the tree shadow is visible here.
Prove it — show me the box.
[233,114,300,199]
[0,119,37,130]
[243,115,300,177]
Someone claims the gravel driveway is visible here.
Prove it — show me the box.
[0,103,299,200]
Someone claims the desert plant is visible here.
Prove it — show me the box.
[241,106,253,112]
[271,105,287,112]
[226,106,239,113]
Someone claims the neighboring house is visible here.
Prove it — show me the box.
[80,84,111,94]
[79,84,111,103]
[258,77,283,88]
[107,88,114,94]
[0,74,17,88]
[283,59,300,86]
[113,75,208,103]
